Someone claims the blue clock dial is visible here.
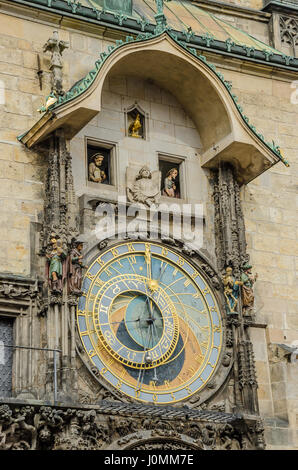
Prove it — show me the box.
[77,242,223,404]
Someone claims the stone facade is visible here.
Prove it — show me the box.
[0,0,297,450]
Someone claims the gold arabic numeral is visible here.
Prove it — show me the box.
[191,271,198,280]
[163,380,170,389]
[161,247,168,257]
[135,389,141,398]
[170,392,176,402]
[111,248,119,257]
[178,257,184,267]
[149,380,157,391]
[213,325,221,333]
[152,393,158,403]
[203,287,210,295]
[100,367,107,375]
[88,349,96,358]
[185,386,192,395]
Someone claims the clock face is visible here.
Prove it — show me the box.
[77,241,223,404]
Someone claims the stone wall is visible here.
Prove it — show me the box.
[216,65,298,449]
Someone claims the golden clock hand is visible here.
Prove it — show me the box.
[136,324,152,391]
[144,244,152,285]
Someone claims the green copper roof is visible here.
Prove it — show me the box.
[10,0,298,69]
[85,0,283,55]
[19,26,289,167]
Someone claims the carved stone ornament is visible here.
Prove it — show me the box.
[280,15,298,56]
[126,165,161,207]
[0,401,264,450]
[0,277,41,316]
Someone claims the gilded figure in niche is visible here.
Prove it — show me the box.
[127,108,145,139]
[128,113,142,138]
[88,153,107,184]
[223,266,242,314]
[46,236,66,293]
[126,166,161,207]
[241,263,258,315]
[162,168,179,198]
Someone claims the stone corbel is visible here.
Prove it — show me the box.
[269,342,298,364]
[0,275,42,317]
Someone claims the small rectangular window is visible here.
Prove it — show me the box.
[159,155,185,200]
[86,139,117,188]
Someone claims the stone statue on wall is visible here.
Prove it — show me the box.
[88,153,107,184]
[43,30,69,96]
[126,166,161,207]
[46,236,66,293]
[223,267,242,314]
[68,241,86,294]
[241,263,258,315]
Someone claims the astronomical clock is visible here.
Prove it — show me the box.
[77,241,224,405]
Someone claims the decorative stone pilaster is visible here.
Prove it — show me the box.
[213,162,259,416]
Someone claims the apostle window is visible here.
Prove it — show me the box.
[159,155,185,200]
[86,139,116,187]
